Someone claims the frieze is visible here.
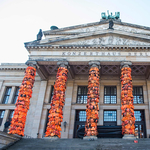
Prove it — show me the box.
[69,36,150,46]
[62,51,150,57]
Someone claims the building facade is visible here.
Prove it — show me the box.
[0,18,150,139]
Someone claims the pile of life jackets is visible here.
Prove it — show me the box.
[121,67,135,135]
[85,67,99,137]
[9,66,36,136]
[45,67,68,138]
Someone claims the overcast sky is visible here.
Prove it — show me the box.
[0,0,150,64]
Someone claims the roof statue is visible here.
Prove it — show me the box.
[50,26,59,30]
[37,29,43,41]
[101,10,120,20]
[108,20,114,29]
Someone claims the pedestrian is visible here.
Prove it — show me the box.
[3,119,11,133]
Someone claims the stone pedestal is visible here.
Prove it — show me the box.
[83,136,97,140]
[43,136,58,140]
[122,134,136,139]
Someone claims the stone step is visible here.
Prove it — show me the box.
[6,138,150,150]
[0,131,21,149]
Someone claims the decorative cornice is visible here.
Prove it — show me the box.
[43,20,150,36]
[25,45,150,51]
[0,67,26,71]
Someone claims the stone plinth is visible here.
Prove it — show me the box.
[83,136,97,140]
[122,134,136,139]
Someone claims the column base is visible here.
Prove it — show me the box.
[43,136,58,140]
[122,134,136,139]
[83,136,97,140]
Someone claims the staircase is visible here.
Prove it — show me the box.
[5,138,150,150]
[0,131,21,149]
[77,126,123,138]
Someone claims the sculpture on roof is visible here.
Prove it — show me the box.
[101,10,120,20]
[37,29,43,41]
[109,20,114,29]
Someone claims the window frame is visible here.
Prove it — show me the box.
[134,110,145,122]
[8,110,14,122]
[133,86,144,104]
[103,110,117,126]
[2,87,12,104]
[49,85,54,103]
[75,110,86,122]
[12,87,19,104]
[104,86,117,104]
[76,86,88,104]
[0,110,5,126]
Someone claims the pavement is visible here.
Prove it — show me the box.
[5,138,150,150]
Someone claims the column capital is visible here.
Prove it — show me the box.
[25,60,37,68]
[120,61,132,68]
[57,61,68,68]
[88,61,100,69]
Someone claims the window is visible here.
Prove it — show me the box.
[8,110,14,122]
[76,86,88,104]
[49,86,54,103]
[133,87,144,104]
[44,109,50,136]
[76,110,86,121]
[12,87,19,104]
[104,86,117,104]
[2,87,12,104]
[0,110,5,126]
[134,110,144,122]
[74,110,86,138]
[104,110,117,121]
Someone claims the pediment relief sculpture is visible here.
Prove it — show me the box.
[68,36,150,46]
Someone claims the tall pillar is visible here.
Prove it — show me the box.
[120,61,136,139]
[45,61,68,138]
[9,61,36,136]
[84,61,100,140]
[31,80,47,138]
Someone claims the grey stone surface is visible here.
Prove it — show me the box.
[83,136,97,140]
[0,131,21,149]
[122,134,136,139]
[43,136,59,140]
[6,138,150,150]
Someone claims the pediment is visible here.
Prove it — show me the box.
[25,21,150,47]
[67,36,150,46]
[39,32,150,47]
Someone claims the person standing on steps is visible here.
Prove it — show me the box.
[3,119,10,133]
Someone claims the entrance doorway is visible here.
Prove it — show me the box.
[74,110,86,138]
[134,110,146,138]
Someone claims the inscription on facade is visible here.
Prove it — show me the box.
[62,51,150,57]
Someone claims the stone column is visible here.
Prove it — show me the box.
[120,61,136,139]
[45,61,68,139]
[31,80,47,138]
[146,80,150,136]
[0,80,3,91]
[84,61,100,140]
[61,81,74,138]
[9,61,37,136]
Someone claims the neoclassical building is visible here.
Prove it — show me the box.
[0,15,150,139]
